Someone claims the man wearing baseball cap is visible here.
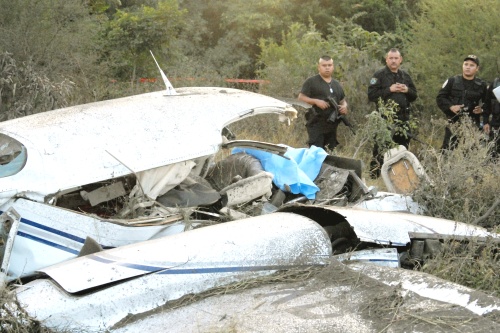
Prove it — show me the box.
[436,55,488,150]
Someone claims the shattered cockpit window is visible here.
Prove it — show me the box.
[0,134,26,178]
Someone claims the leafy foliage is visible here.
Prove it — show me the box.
[0,0,103,78]
[100,0,186,81]
[329,0,420,33]
[406,0,500,120]
[0,0,110,104]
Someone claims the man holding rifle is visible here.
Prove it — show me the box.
[436,54,487,151]
[368,48,418,178]
[298,55,349,151]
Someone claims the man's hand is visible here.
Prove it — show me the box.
[484,123,490,134]
[315,99,330,110]
[298,93,331,110]
[339,100,348,115]
[450,104,464,114]
[390,83,408,93]
[472,105,483,114]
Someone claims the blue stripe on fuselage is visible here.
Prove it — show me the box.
[20,218,87,244]
[17,230,80,255]
[14,216,112,253]
[88,253,330,275]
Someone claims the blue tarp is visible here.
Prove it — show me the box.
[232,145,327,199]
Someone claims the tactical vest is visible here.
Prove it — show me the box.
[450,75,484,106]
[450,75,485,125]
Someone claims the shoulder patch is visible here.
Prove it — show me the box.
[442,79,449,89]
[370,78,378,85]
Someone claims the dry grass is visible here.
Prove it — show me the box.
[421,238,500,297]
[412,118,500,227]
[0,285,56,333]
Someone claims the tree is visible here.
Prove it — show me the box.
[406,0,500,119]
[203,0,296,78]
[172,0,419,81]
[328,0,420,33]
[101,0,186,82]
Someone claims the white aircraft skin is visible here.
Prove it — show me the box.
[0,87,298,281]
[15,213,332,332]
[3,198,187,279]
[0,87,297,203]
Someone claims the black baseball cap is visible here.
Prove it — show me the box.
[464,55,480,66]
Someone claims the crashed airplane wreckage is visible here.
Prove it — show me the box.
[0,81,417,283]
[0,86,302,281]
[1,82,500,330]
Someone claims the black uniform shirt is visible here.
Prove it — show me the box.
[436,75,487,124]
[368,66,417,111]
[300,74,345,107]
[300,74,345,131]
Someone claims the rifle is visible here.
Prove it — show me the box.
[326,96,356,135]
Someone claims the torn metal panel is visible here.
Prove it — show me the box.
[349,261,500,317]
[220,172,273,207]
[354,191,423,214]
[2,198,187,280]
[333,248,400,268]
[279,205,500,247]
[81,181,126,207]
[0,208,21,285]
[16,213,331,331]
[331,205,499,245]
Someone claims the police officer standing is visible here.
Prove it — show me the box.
[298,55,348,151]
[483,76,500,157]
[436,55,488,151]
[367,48,418,178]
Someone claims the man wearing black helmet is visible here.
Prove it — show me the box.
[436,55,488,151]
